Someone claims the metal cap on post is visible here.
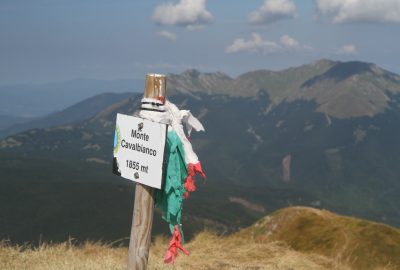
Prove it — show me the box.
[127,73,167,270]
[144,74,166,102]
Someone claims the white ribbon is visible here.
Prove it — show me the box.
[139,98,205,165]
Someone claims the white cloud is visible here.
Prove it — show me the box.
[336,44,357,55]
[225,33,280,54]
[225,33,310,54]
[157,30,177,41]
[315,0,400,23]
[280,34,299,49]
[152,0,212,29]
[248,0,297,25]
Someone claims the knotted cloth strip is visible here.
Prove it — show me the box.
[164,225,189,264]
[139,98,206,263]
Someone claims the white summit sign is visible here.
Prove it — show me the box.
[113,113,167,189]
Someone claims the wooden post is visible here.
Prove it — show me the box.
[127,184,154,269]
[127,74,167,270]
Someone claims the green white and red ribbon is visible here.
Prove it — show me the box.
[139,98,206,263]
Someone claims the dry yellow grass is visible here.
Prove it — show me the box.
[148,232,355,270]
[1,207,398,270]
[0,233,352,270]
[240,207,400,270]
[0,240,126,270]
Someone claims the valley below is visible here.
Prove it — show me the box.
[1,59,400,268]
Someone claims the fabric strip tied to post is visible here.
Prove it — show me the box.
[139,98,206,264]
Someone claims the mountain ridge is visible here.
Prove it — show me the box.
[1,59,400,247]
[167,59,400,118]
[0,92,133,139]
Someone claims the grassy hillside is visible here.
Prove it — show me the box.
[239,207,400,270]
[1,207,398,270]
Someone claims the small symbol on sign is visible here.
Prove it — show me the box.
[138,122,144,131]
[134,172,139,179]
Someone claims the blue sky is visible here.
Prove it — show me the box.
[1,0,399,84]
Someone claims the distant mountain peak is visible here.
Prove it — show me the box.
[311,58,336,66]
[214,71,231,77]
[179,69,231,80]
[302,61,376,87]
[182,69,202,78]
[167,69,233,96]
[328,60,375,76]
[167,59,400,118]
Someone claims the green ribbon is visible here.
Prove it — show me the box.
[155,130,187,241]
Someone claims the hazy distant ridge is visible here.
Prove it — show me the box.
[0,92,133,138]
[167,59,400,118]
[0,78,143,118]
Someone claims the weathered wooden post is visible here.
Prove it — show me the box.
[127,183,154,270]
[114,73,204,267]
[127,74,167,270]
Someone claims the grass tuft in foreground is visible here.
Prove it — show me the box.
[0,233,360,270]
[1,207,399,270]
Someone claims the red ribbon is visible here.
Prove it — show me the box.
[183,162,206,199]
[164,225,189,264]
